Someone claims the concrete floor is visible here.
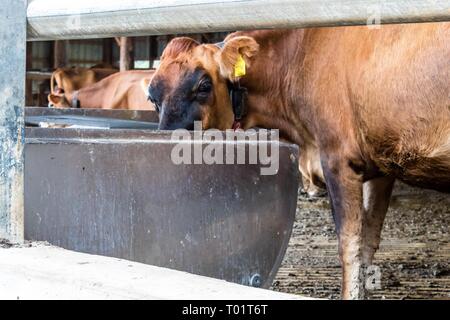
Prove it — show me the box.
[273,183,449,299]
[0,242,307,300]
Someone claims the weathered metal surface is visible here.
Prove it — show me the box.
[27,0,450,41]
[0,0,27,242]
[25,107,159,123]
[25,115,159,130]
[24,127,299,287]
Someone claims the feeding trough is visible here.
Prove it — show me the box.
[24,108,299,288]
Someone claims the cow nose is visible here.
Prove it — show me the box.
[158,120,195,131]
[158,116,169,131]
[158,116,181,130]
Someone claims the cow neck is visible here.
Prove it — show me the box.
[227,80,248,130]
[70,90,81,109]
[214,41,248,130]
[219,31,312,147]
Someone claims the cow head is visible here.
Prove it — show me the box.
[47,93,70,108]
[144,36,259,130]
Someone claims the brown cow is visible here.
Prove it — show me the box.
[48,70,155,110]
[145,23,450,299]
[50,66,118,95]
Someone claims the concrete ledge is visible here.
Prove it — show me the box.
[0,243,308,300]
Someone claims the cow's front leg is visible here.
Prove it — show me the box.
[321,155,365,299]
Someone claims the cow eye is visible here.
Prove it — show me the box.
[197,78,212,94]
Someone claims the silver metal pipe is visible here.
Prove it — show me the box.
[27,0,450,41]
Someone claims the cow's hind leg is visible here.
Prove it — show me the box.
[362,177,395,265]
[361,176,395,296]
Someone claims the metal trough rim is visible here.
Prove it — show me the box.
[26,127,296,146]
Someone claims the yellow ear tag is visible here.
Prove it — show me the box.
[234,54,246,78]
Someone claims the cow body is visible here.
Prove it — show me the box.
[48,70,155,110]
[51,66,118,94]
[236,26,449,299]
[148,22,450,299]
[229,25,449,185]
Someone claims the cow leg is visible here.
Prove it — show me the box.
[299,147,326,197]
[321,155,365,300]
[361,177,395,266]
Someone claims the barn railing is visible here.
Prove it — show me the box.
[27,0,450,41]
[1,0,449,241]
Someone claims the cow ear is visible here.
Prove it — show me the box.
[217,36,259,81]
[161,37,200,60]
[48,93,62,106]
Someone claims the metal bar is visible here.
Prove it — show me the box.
[26,71,52,81]
[25,107,160,123]
[0,0,27,242]
[27,0,450,41]
[25,115,159,129]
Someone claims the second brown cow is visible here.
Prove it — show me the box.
[48,70,155,110]
[50,66,118,95]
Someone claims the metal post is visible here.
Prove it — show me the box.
[0,0,27,242]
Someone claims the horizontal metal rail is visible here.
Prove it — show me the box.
[26,71,52,81]
[27,0,450,41]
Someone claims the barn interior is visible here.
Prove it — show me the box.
[23,35,450,300]
[1,1,448,301]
